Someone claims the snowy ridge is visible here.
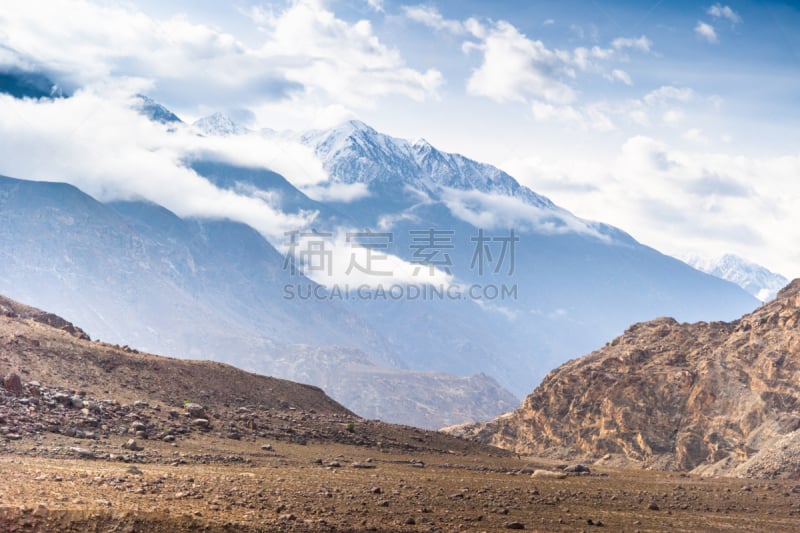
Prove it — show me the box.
[300,120,554,208]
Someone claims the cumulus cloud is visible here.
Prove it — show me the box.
[464,20,576,104]
[708,4,741,24]
[695,21,718,43]
[501,136,800,277]
[0,85,327,240]
[402,6,650,112]
[0,0,441,117]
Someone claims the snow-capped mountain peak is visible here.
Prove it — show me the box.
[686,253,788,302]
[134,95,182,124]
[193,112,247,136]
[300,119,555,210]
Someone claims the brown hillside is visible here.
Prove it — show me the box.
[450,280,800,477]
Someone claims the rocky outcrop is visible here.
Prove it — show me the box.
[0,295,90,340]
[454,279,800,477]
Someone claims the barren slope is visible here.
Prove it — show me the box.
[450,280,800,477]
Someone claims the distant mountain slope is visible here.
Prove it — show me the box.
[686,254,788,302]
[450,279,800,477]
[0,68,61,99]
[0,174,517,429]
[284,119,759,395]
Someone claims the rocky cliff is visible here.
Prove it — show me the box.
[449,280,800,478]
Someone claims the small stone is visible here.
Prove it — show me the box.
[370,487,383,494]
[70,447,95,459]
[185,403,206,418]
[32,504,49,518]
[404,517,416,525]
[504,521,525,529]
[192,419,210,428]
[261,444,273,451]
[122,439,142,451]
[648,502,660,511]
[3,373,23,395]
[564,464,590,474]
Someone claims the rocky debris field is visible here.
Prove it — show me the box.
[2,436,800,532]
[1,371,503,463]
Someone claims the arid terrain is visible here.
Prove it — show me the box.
[3,295,800,531]
[449,280,800,480]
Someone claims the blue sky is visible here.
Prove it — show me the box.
[1,0,799,276]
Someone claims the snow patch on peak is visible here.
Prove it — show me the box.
[193,113,247,136]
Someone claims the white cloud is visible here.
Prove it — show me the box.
[530,100,615,131]
[695,21,718,43]
[644,85,694,105]
[402,5,465,34]
[708,4,741,24]
[610,69,632,85]
[501,136,800,278]
[0,0,441,117]
[366,0,384,13]
[0,85,328,240]
[611,35,652,53]
[543,19,555,26]
[439,187,609,240]
[301,182,371,203]
[464,20,576,104]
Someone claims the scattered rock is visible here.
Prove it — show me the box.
[504,521,525,529]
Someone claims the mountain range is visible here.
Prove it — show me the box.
[0,76,761,428]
